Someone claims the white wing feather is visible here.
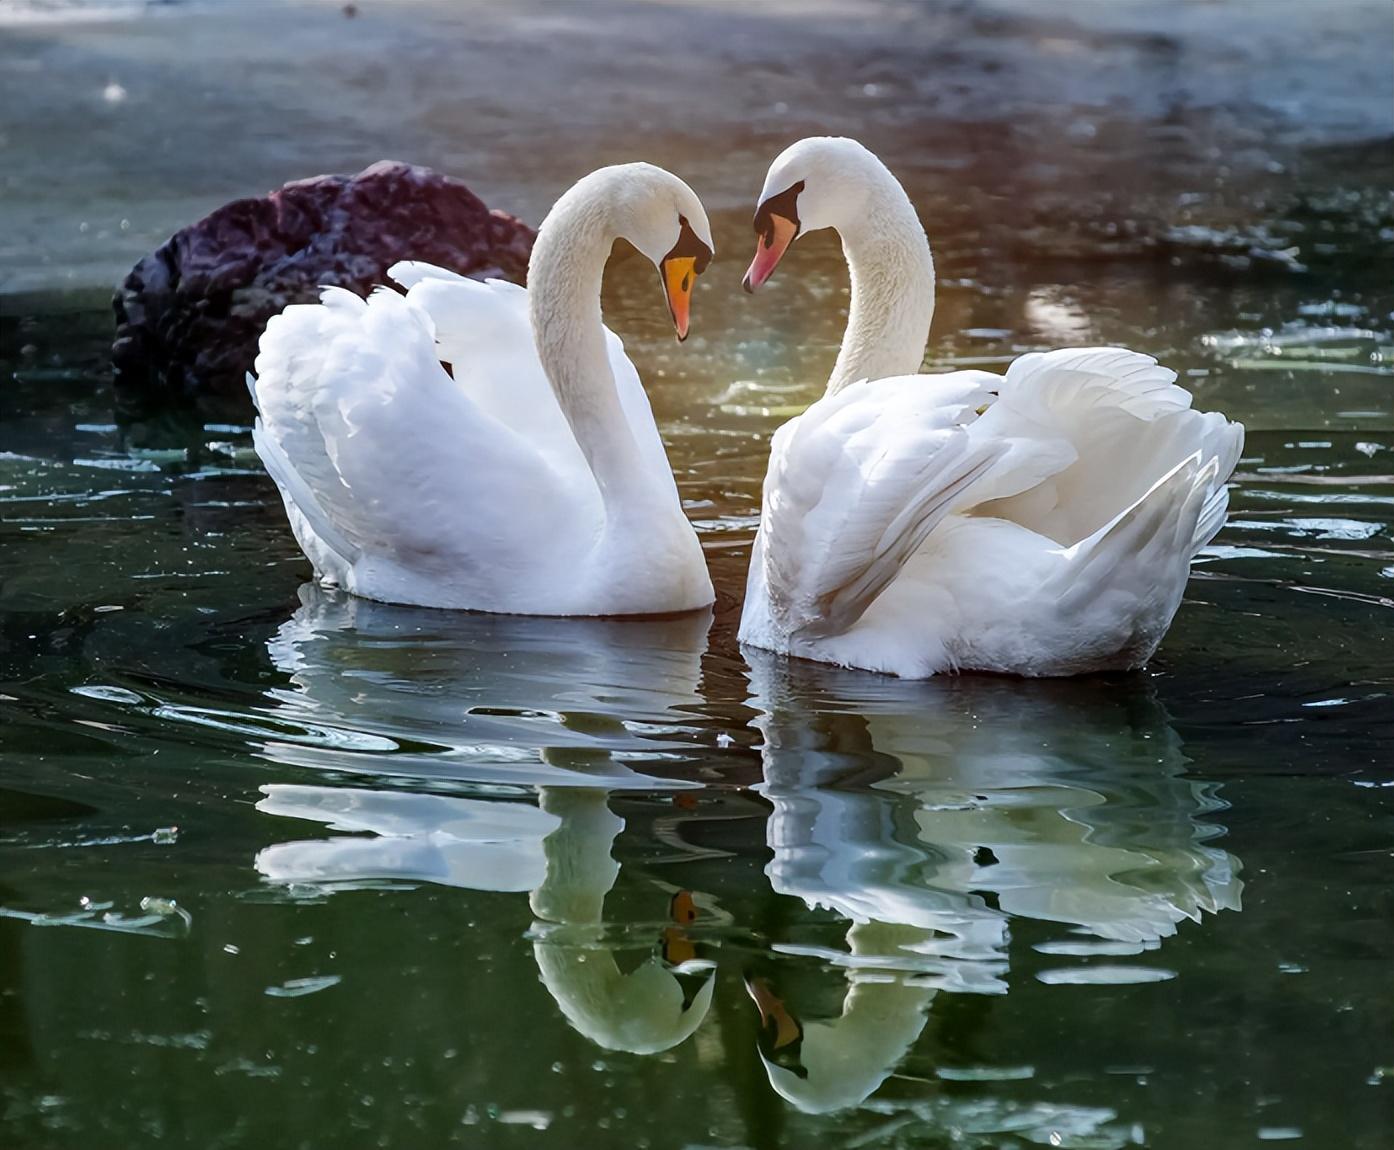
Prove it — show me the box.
[759,374,1006,636]
[972,347,1244,545]
[251,277,581,600]
[749,347,1244,670]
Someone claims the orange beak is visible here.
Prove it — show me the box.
[661,890,699,965]
[662,255,698,342]
[743,213,798,293]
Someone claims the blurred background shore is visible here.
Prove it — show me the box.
[2,0,1390,297]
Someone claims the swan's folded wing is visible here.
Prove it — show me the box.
[972,347,1243,547]
[760,376,1007,637]
[252,285,567,581]
[387,265,582,469]
[389,262,677,497]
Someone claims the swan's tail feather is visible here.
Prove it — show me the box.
[999,347,1193,423]
[1193,479,1232,552]
[1191,417,1244,551]
[1054,451,1213,616]
[317,284,371,310]
[252,421,358,576]
[976,348,1243,553]
[250,286,388,582]
[386,260,472,290]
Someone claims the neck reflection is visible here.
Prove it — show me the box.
[253,587,718,1056]
[742,652,1242,1113]
[247,591,1242,1126]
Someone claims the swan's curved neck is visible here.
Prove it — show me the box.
[827,168,935,396]
[527,192,653,515]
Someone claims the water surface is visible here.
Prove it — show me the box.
[3,1,1394,1147]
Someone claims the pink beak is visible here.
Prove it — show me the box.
[742,214,798,293]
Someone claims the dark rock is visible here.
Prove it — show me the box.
[111,161,535,408]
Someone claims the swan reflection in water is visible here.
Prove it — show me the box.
[742,652,1242,1112]
[254,586,717,1054]
[256,584,716,788]
[258,783,716,1055]
[251,587,1241,1114]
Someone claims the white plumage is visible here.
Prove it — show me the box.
[740,139,1243,677]
[250,165,715,616]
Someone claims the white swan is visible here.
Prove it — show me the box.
[738,137,1244,677]
[250,163,716,616]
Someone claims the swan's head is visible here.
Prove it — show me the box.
[743,137,885,292]
[564,163,715,341]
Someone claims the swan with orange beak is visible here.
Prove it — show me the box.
[251,162,718,617]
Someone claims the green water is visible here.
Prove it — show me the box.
[2,0,1394,1139]
[3,192,1393,1148]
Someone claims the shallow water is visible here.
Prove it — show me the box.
[4,1,1394,1147]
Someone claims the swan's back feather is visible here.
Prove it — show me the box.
[744,346,1244,674]
[252,276,578,601]
[760,374,1005,636]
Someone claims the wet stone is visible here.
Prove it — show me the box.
[110,161,535,410]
